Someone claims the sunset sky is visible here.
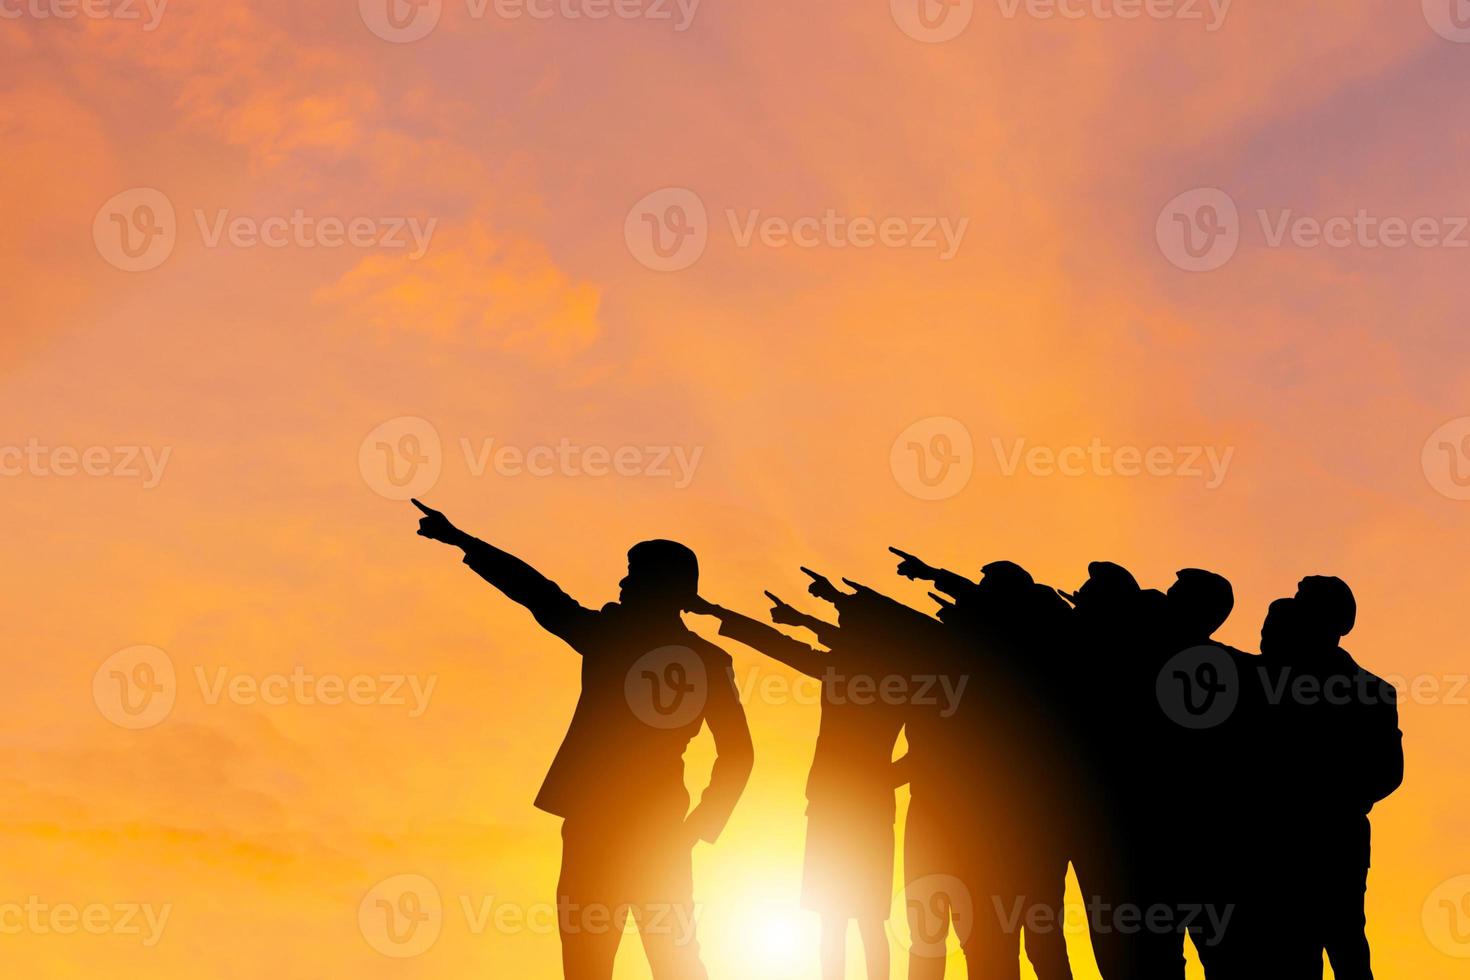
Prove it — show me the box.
[4,0,1470,976]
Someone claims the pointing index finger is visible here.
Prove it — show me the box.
[411,498,435,515]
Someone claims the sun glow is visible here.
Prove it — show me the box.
[725,898,820,978]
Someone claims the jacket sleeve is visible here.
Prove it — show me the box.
[715,608,830,678]
[685,654,754,843]
[460,537,597,649]
[1357,680,1404,809]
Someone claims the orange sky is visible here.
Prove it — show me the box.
[4,1,1470,976]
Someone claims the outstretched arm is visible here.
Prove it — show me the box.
[413,499,594,646]
[890,546,981,602]
[688,596,831,678]
[764,591,842,650]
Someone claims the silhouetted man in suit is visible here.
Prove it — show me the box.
[1060,561,1183,980]
[800,570,963,980]
[1155,568,1256,975]
[892,549,1076,980]
[411,500,754,980]
[1285,576,1403,980]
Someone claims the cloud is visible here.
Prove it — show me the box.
[315,221,601,355]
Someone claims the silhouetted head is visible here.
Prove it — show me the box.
[1071,561,1140,611]
[1295,575,1356,640]
[619,540,699,616]
[1166,568,1235,642]
[976,560,1034,603]
[1260,597,1304,660]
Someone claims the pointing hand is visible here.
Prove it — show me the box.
[412,499,464,546]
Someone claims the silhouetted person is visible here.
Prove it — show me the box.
[1281,576,1403,979]
[798,569,964,980]
[1154,568,1258,975]
[1057,561,1182,979]
[688,588,905,980]
[892,548,1076,980]
[411,500,753,980]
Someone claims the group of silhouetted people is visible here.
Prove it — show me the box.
[411,499,1403,980]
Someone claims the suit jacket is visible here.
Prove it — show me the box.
[463,539,753,842]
